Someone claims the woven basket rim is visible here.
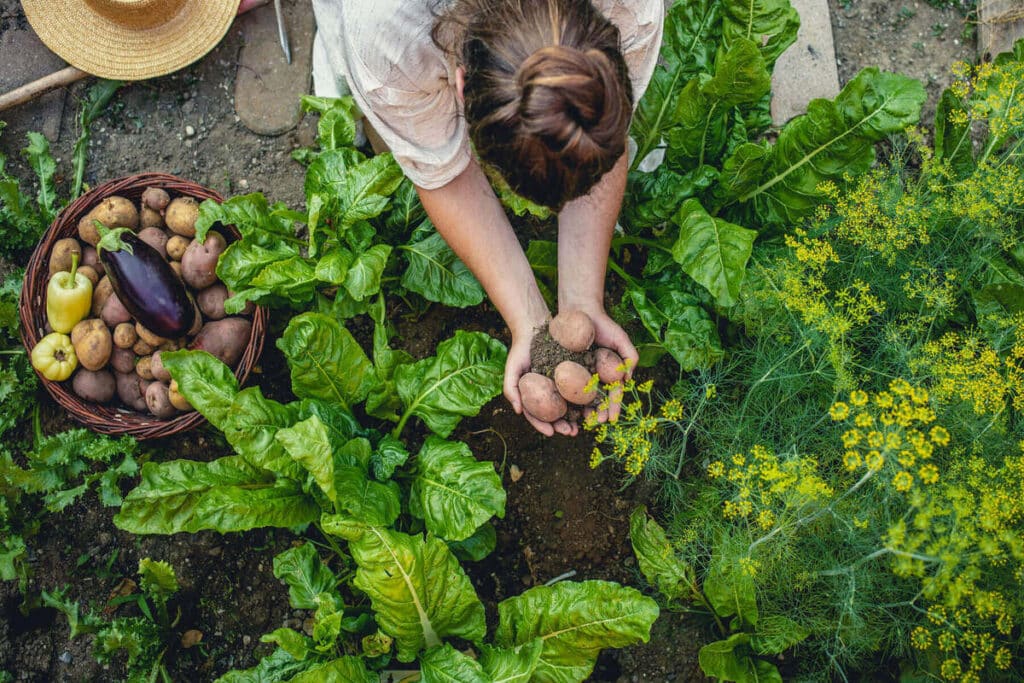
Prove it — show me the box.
[19,172,267,440]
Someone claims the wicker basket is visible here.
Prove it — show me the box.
[19,172,268,439]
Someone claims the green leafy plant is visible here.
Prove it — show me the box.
[43,558,183,683]
[611,0,926,369]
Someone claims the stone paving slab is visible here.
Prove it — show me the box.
[978,0,1024,61]
[0,13,68,141]
[234,0,315,136]
[770,0,841,126]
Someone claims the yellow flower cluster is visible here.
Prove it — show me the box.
[946,162,1024,247]
[948,57,1024,146]
[819,170,932,263]
[584,378,681,476]
[910,332,1024,415]
[708,444,833,529]
[892,444,1024,679]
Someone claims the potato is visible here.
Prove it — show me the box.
[548,310,595,353]
[145,381,178,418]
[136,355,155,380]
[159,338,184,352]
[141,186,170,212]
[169,261,183,278]
[197,283,229,321]
[81,246,104,276]
[165,197,199,237]
[49,238,82,275]
[133,339,156,356]
[168,379,193,412]
[181,232,227,289]
[554,360,597,405]
[189,317,252,368]
[135,323,168,347]
[166,235,190,261]
[101,292,132,327]
[594,347,626,384]
[150,350,172,382]
[72,369,116,403]
[112,322,137,349]
[187,299,203,336]
[77,265,100,286]
[110,346,136,374]
[73,324,112,371]
[71,318,106,347]
[518,372,567,422]
[140,206,165,229]
[137,227,169,259]
[92,276,114,316]
[78,196,138,245]
[115,372,148,412]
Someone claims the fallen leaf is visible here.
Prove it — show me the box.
[181,629,204,648]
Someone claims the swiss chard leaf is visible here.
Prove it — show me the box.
[161,350,239,431]
[629,507,691,602]
[195,193,300,246]
[628,287,724,370]
[494,580,660,683]
[273,543,339,610]
[409,437,506,541]
[698,633,783,683]
[671,198,756,307]
[277,313,378,410]
[288,657,377,683]
[419,643,490,683]
[720,0,800,68]
[400,229,485,307]
[276,415,337,501]
[394,331,506,438]
[478,640,544,682]
[331,466,402,526]
[322,518,486,662]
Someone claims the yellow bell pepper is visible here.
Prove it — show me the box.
[31,332,78,381]
[46,252,93,334]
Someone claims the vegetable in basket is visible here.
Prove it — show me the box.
[31,332,78,381]
[46,252,93,333]
[95,225,196,338]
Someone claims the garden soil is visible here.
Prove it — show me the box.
[0,0,982,680]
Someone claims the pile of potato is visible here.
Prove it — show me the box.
[44,187,254,418]
[517,310,627,423]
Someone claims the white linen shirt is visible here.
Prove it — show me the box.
[310,0,665,190]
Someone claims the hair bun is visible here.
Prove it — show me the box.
[515,45,628,157]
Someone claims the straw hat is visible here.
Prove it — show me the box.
[22,0,242,81]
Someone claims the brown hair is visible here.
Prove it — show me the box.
[434,0,633,210]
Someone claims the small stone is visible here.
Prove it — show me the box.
[181,629,204,648]
[238,179,249,189]
[208,546,222,557]
[509,464,523,482]
[58,651,72,665]
[185,125,196,137]
[242,635,252,646]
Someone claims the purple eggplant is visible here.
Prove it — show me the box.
[96,226,196,338]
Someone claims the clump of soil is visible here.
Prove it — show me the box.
[529,323,594,377]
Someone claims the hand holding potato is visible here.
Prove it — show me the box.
[503,326,579,438]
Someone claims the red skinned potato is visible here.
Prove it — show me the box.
[145,381,178,418]
[150,351,172,382]
[181,232,227,289]
[548,310,595,353]
[110,346,136,374]
[137,227,169,259]
[594,347,626,384]
[141,187,170,212]
[554,360,597,405]
[72,369,116,403]
[197,283,229,321]
[518,372,567,423]
[81,245,104,277]
[189,317,252,368]
[101,293,133,327]
[115,372,148,411]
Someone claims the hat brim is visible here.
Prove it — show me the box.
[22,1,242,81]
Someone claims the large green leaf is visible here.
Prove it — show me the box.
[664,39,770,169]
[287,657,376,683]
[698,633,783,683]
[114,457,318,534]
[933,88,974,177]
[720,0,800,68]
[273,543,339,610]
[344,243,391,301]
[307,151,404,238]
[195,192,298,246]
[161,350,239,431]
[400,230,485,307]
[671,199,756,306]
[365,294,415,421]
[629,507,691,602]
[420,643,490,683]
[704,554,759,629]
[628,287,724,370]
[479,640,544,683]
[277,312,378,410]
[623,164,719,230]
[215,648,311,683]
[322,518,486,662]
[394,331,506,438]
[494,580,660,682]
[225,388,303,478]
[276,416,336,501]
[718,68,926,226]
[331,467,401,526]
[409,437,506,541]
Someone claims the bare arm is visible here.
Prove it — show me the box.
[557,152,638,417]
[416,160,576,436]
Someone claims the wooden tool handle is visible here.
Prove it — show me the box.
[0,66,90,113]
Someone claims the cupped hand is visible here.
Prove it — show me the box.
[577,306,638,423]
[503,330,578,437]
